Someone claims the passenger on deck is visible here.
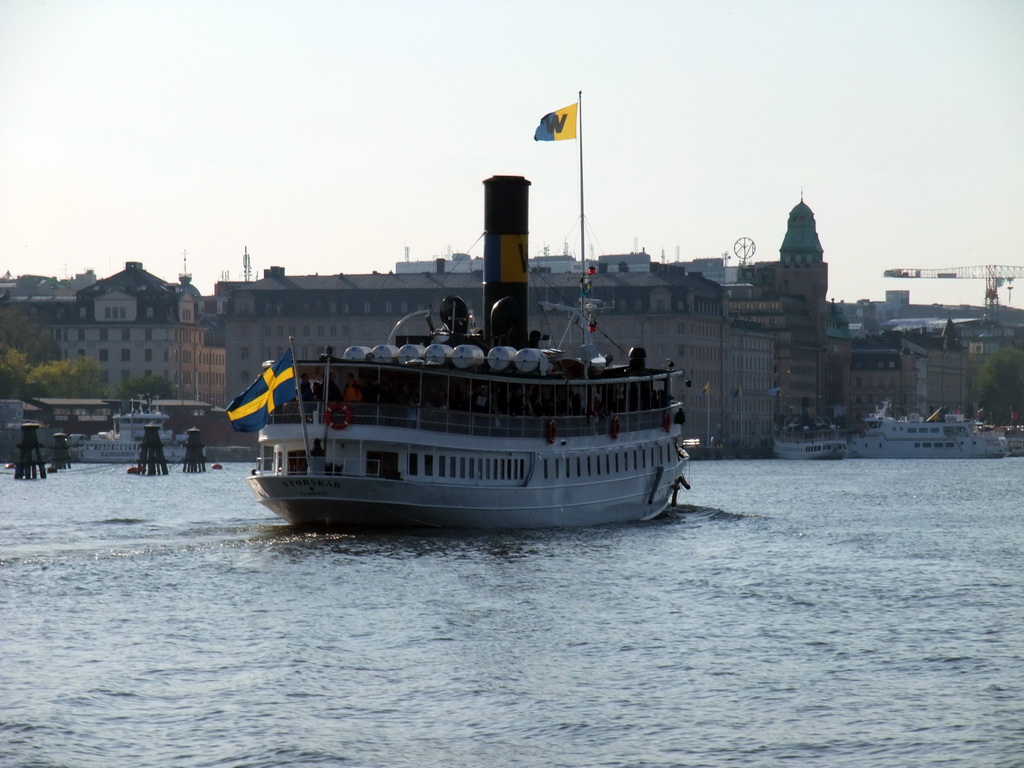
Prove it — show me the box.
[343,374,363,402]
[325,373,343,402]
[299,373,314,402]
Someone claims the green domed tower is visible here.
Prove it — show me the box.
[780,199,824,265]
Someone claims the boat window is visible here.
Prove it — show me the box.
[438,455,446,478]
[543,459,548,480]
[424,454,433,477]
[519,458,525,478]
[577,457,582,477]
[589,456,595,476]
[615,453,620,473]
[287,450,307,475]
[409,453,418,476]
[460,456,466,478]
[450,456,456,478]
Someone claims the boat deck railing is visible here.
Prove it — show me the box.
[268,402,670,440]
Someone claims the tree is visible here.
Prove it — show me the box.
[0,348,30,399]
[117,374,176,400]
[26,357,108,398]
[977,347,1024,424]
[0,306,60,364]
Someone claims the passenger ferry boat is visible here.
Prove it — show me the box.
[70,400,187,463]
[773,416,847,460]
[847,400,1009,459]
[245,176,691,528]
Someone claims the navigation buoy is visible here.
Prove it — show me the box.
[211,463,223,470]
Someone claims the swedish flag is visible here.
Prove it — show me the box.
[226,349,296,432]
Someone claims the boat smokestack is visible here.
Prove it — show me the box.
[483,175,530,348]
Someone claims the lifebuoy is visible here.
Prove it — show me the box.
[545,419,557,444]
[326,402,352,430]
[662,410,672,432]
[610,415,621,439]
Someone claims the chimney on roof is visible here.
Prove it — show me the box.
[264,266,285,279]
[126,261,143,271]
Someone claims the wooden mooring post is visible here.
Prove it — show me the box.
[50,432,72,470]
[14,423,47,480]
[136,423,169,476]
[182,427,205,473]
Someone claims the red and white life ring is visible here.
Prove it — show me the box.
[610,415,621,440]
[326,402,352,430]
[545,419,557,444]
[662,410,672,432]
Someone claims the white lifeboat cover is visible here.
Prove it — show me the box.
[424,343,453,366]
[513,347,551,375]
[371,344,400,363]
[487,346,517,372]
[342,346,373,361]
[398,344,426,364]
[452,344,485,369]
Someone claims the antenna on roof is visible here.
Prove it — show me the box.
[243,246,252,282]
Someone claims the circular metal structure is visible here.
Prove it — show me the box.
[734,237,756,264]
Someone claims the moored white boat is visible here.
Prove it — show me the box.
[847,400,1009,459]
[773,417,847,460]
[243,175,691,528]
[69,400,187,463]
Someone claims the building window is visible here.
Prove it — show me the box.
[121,348,131,362]
[122,328,130,341]
[99,349,108,362]
[144,349,152,362]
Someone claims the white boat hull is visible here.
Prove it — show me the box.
[247,413,688,529]
[773,437,847,460]
[248,468,678,528]
[75,442,187,464]
[847,436,1007,459]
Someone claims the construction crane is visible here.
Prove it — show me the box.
[883,265,1024,315]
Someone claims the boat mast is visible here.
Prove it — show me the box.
[577,90,586,321]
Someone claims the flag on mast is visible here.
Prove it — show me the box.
[226,349,296,432]
[534,103,578,141]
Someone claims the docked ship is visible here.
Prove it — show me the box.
[773,416,847,460]
[847,400,1009,459]
[1002,426,1024,457]
[243,175,691,528]
[69,400,187,463]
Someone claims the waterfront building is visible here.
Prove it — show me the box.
[217,257,775,448]
[727,199,848,424]
[39,262,226,403]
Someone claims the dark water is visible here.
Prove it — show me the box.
[2,459,1022,767]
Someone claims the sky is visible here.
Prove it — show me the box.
[2,0,1022,309]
